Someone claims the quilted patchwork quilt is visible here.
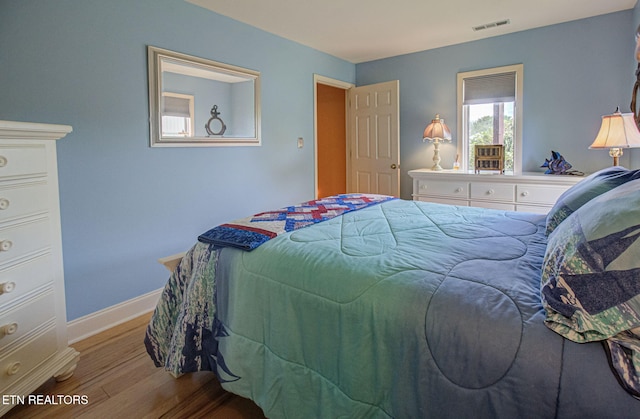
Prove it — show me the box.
[198,194,396,250]
[145,199,640,418]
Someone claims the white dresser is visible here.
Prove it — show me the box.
[0,121,79,415]
[408,169,583,214]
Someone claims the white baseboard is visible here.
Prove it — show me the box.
[66,288,163,344]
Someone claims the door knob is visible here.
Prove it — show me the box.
[390,163,398,169]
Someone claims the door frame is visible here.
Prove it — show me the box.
[313,74,354,199]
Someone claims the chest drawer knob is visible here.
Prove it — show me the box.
[521,191,529,197]
[1,322,18,337]
[6,361,21,376]
[0,240,13,252]
[455,187,463,193]
[0,281,15,294]
[0,156,7,168]
[0,199,10,210]
[487,189,495,195]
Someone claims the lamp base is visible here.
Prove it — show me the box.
[610,147,622,166]
[431,140,443,171]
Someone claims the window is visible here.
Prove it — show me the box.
[161,92,194,137]
[457,64,523,173]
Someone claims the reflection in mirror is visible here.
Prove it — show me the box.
[148,46,261,147]
[205,105,227,136]
[162,92,194,137]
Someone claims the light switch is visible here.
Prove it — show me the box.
[297,137,304,148]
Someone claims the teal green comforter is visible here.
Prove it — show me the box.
[146,199,639,418]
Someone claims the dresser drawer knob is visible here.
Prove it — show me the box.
[0,199,9,210]
[0,282,15,294]
[6,361,21,376]
[0,240,12,252]
[455,187,463,193]
[1,323,18,336]
[487,189,495,195]
[0,156,7,168]
[521,191,529,197]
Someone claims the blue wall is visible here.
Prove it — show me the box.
[1,1,637,320]
[356,11,637,199]
[0,0,354,320]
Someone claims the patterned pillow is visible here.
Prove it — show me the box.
[545,166,640,235]
[541,179,640,397]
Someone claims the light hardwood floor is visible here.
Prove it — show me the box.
[4,313,267,418]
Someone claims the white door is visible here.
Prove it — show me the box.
[348,80,400,197]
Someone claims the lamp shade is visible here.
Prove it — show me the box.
[589,108,640,149]
[423,114,452,142]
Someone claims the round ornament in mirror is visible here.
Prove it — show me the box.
[205,105,227,136]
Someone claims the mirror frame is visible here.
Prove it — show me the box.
[148,46,261,147]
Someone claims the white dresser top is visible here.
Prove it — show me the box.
[0,120,72,140]
[408,169,584,186]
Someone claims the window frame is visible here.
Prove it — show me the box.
[161,92,195,137]
[456,64,523,174]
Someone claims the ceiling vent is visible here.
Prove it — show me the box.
[473,19,511,32]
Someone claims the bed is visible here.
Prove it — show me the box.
[145,167,640,418]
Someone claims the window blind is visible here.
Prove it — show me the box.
[463,72,516,105]
[162,95,191,118]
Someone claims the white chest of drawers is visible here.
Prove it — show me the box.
[0,121,79,416]
[408,169,583,214]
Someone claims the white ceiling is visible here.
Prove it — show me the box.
[187,0,637,63]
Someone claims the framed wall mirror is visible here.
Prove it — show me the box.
[148,46,261,147]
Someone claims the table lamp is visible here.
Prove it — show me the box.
[423,114,452,171]
[589,107,640,166]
